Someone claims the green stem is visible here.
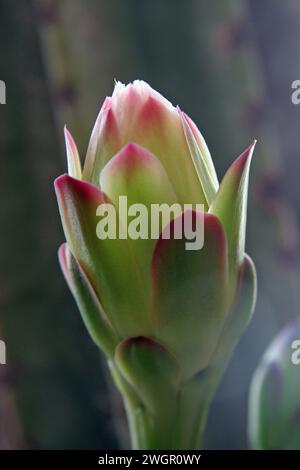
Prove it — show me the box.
[109,360,217,450]
[125,399,208,450]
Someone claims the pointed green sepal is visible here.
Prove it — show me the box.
[100,142,178,209]
[100,142,179,270]
[210,254,257,369]
[209,141,256,278]
[58,243,118,358]
[179,108,218,206]
[64,126,82,179]
[83,97,121,185]
[54,174,152,338]
[151,211,229,378]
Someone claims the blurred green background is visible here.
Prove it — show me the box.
[0,0,300,449]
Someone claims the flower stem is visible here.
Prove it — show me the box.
[109,360,217,450]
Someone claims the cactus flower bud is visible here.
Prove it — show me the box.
[55,80,257,449]
[249,319,300,450]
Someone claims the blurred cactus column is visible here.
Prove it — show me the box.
[0,3,24,450]
[0,326,25,449]
[34,0,91,153]
[216,0,300,312]
[34,0,121,155]
[249,319,300,449]
[33,0,136,447]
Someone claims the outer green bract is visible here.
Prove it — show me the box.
[55,80,257,449]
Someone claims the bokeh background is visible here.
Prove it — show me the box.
[1,0,300,449]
